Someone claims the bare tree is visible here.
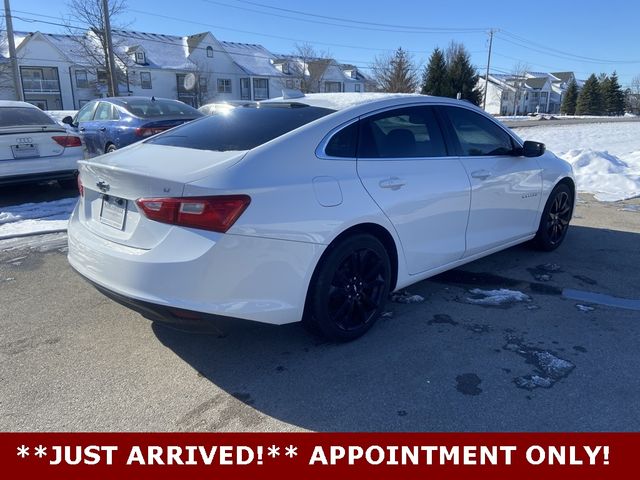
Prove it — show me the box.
[509,62,530,115]
[288,43,331,93]
[372,47,418,93]
[64,0,131,96]
[626,74,640,114]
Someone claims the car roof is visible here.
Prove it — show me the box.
[259,92,481,113]
[100,96,185,106]
[0,100,40,109]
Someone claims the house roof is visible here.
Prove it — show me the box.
[524,77,548,90]
[220,41,282,77]
[550,71,574,83]
[111,30,196,70]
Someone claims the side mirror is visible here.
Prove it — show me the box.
[62,116,74,125]
[522,140,545,157]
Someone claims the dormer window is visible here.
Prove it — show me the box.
[282,62,290,74]
[206,46,213,58]
[135,51,146,64]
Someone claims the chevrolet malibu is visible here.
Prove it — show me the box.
[68,93,575,341]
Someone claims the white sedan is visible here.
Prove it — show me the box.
[0,101,83,187]
[67,93,575,341]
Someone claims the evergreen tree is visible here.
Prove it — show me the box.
[445,42,483,105]
[576,74,603,115]
[420,48,450,96]
[561,78,579,115]
[604,72,626,115]
[598,74,611,114]
[372,47,418,93]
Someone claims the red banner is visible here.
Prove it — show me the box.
[0,432,632,479]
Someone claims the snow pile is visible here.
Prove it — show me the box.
[0,198,77,239]
[516,122,640,201]
[466,288,530,306]
[562,149,640,201]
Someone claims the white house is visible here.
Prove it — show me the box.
[1,27,373,110]
[479,71,578,115]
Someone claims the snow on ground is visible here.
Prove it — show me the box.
[0,198,76,239]
[466,288,531,306]
[514,122,640,201]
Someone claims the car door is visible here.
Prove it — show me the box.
[355,105,471,275]
[93,102,121,152]
[74,101,98,156]
[438,105,543,257]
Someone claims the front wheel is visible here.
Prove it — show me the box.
[105,143,117,154]
[532,183,573,251]
[306,234,391,342]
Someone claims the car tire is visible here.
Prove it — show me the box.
[532,183,573,251]
[306,234,391,341]
[105,144,117,153]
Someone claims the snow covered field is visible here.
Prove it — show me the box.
[0,121,638,246]
[514,122,640,201]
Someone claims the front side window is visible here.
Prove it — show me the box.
[140,72,152,89]
[217,78,231,94]
[443,106,515,156]
[94,102,119,121]
[358,106,447,158]
[75,69,89,88]
[75,101,98,122]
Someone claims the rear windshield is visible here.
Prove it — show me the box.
[147,105,334,151]
[0,107,57,127]
[119,99,201,118]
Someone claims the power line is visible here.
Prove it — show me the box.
[202,0,488,34]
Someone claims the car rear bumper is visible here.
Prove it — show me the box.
[67,205,324,325]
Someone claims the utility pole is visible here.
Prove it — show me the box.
[482,28,496,111]
[101,0,118,96]
[4,0,23,101]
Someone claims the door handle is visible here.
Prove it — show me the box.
[471,170,492,180]
[379,177,406,190]
[79,127,86,132]
[98,127,106,132]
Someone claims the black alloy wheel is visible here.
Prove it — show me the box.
[307,234,391,341]
[533,183,573,251]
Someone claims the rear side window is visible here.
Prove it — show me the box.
[325,121,359,158]
[120,99,201,118]
[148,105,334,152]
[358,106,446,158]
[443,106,515,156]
[94,102,120,121]
[0,107,56,127]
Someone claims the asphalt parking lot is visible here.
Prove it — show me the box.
[1,191,639,432]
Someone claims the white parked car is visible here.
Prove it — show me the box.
[198,100,257,115]
[0,101,83,187]
[68,93,575,340]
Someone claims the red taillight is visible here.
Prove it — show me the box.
[135,127,168,137]
[52,135,82,147]
[77,176,84,196]
[135,195,251,233]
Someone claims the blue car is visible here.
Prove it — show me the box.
[63,97,203,157]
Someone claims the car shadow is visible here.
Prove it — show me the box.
[152,224,640,431]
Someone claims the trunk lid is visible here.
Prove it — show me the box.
[0,125,69,161]
[77,143,247,249]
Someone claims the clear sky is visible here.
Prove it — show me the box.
[8,0,640,85]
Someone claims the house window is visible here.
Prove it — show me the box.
[199,77,208,94]
[282,62,290,74]
[253,78,269,100]
[217,78,232,94]
[75,69,89,88]
[97,69,108,84]
[140,72,152,89]
[135,51,146,64]
[355,84,361,92]
[285,79,294,89]
[206,46,213,58]
[324,81,342,93]
[240,78,250,100]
